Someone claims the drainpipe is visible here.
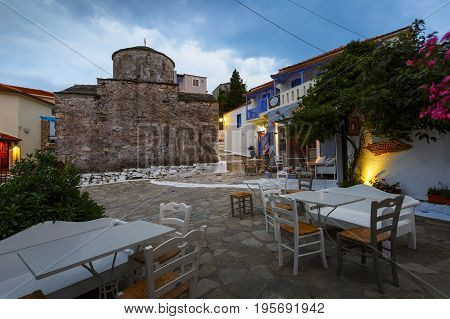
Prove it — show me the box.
[273,79,277,96]
[300,70,305,84]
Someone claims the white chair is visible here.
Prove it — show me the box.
[159,202,192,237]
[259,183,281,238]
[269,194,327,275]
[130,203,192,283]
[119,226,207,299]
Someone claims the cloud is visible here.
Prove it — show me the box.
[0,7,282,93]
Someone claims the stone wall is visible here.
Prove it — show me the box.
[55,79,218,172]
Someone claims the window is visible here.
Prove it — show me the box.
[237,114,242,128]
[192,78,200,87]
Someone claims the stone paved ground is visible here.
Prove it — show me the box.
[84,176,450,298]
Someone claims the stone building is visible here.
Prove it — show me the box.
[55,46,218,172]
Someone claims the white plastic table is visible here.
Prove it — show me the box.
[18,220,174,297]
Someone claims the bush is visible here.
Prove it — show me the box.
[428,184,450,197]
[0,152,104,239]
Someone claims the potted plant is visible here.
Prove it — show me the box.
[369,176,402,194]
[427,184,450,205]
[248,145,256,159]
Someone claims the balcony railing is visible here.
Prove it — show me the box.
[246,97,269,121]
[270,80,314,110]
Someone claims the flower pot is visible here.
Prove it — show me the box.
[427,194,450,205]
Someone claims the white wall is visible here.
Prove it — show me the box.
[17,96,53,157]
[0,94,20,138]
[360,134,450,200]
[224,106,258,157]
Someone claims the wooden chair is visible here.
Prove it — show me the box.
[336,196,404,294]
[230,191,254,219]
[119,226,207,299]
[242,159,257,176]
[269,194,327,275]
[130,203,192,282]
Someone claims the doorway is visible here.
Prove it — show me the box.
[0,142,9,170]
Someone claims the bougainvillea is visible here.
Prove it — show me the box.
[408,31,450,121]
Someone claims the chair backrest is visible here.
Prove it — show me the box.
[259,183,281,213]
[298,172,313,191]
[370,196,404,246]
[268,194,299,236]
[144,225,207,299]
[159,203,192,236]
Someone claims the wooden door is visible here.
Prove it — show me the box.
[0,142,9,170]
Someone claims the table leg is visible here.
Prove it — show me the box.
[82,253,119,299]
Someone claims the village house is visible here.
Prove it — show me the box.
[0,83,55,172]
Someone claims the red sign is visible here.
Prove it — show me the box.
[365,140,411,156]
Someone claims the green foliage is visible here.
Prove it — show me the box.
[218,89,230,116]
[290,20,449,180]
[369,177,402,194]
[0,152,104,239]
[227,69,246,111]
[428,184,450,197]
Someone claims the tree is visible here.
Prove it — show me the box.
[218,89,230,116]
[227,69,246,112]
[0,152,104,239]
[290,20,449,182]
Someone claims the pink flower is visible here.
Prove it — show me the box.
[419,84,427,90]
[427,59,436,67]
[425,36,438,47]
[406,59,414,66]
[440,32,450,43]
[429,94,436,102]
[445,49,450,60]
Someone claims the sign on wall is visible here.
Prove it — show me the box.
[365,140,412,156]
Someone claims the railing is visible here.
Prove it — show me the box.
[246,108,259,120]
[275,80,314,110]
[246,97,269,120]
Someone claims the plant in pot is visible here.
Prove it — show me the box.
[248,145,256,159]
[427,184,450,205]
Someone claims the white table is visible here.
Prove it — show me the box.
[18,220,174,298]
[283,191,366,240]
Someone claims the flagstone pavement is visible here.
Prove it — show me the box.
[84,175,450,299]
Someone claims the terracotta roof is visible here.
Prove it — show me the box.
[244,81,273,96]
[4,84,54,97]
[0,132,20,142]
[272,26,410,78]
[0,83,54,106]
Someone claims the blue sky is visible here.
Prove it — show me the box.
[0,0,449,93]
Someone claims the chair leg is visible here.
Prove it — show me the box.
[277,226,283,268]
[319,229,328,269]
[336,234,343,276]
[390,240,399,287]
[361,246,367,265]
[238,198,243,219]
[230,196,235,217]
[249,196,254,217]
[293,240,299,276]
[371,247,385,294]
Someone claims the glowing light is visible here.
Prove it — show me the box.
[218,117,224,123]
[12,145,20,162]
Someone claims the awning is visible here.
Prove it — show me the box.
[40,116,56,122]
[0,132,21,142]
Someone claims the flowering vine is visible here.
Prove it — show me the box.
[408,31,450,121]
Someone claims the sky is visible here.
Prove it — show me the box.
[0,0,449,93]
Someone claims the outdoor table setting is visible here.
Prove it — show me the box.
[13,220,174,298]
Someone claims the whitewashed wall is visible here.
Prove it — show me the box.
[224,106,258,157]
[360,133,450,200]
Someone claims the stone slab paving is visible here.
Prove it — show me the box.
[84,177,450,298]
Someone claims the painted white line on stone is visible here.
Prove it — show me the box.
[150,180,259,189]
